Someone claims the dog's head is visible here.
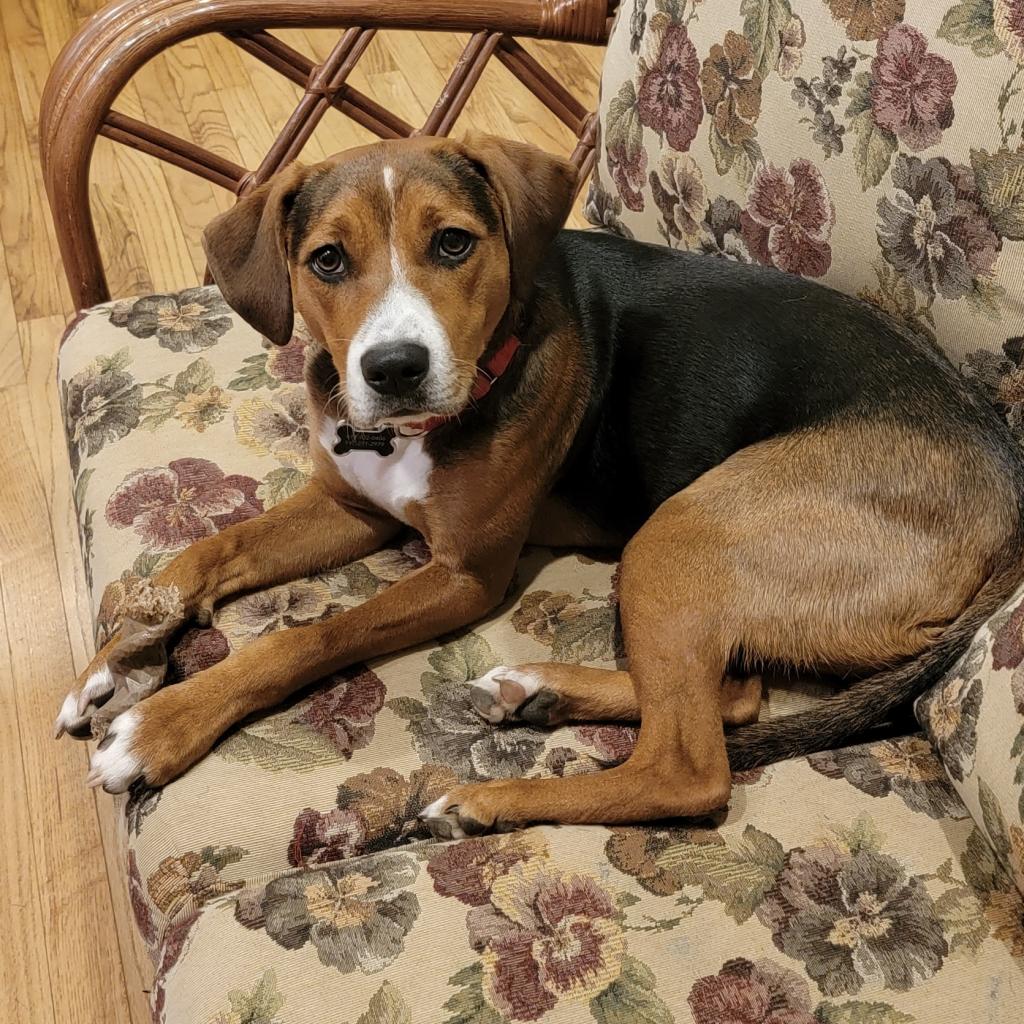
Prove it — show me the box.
[203,134,576,428]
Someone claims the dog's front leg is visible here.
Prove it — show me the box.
[55,480,398,737]
[85,555,513,791]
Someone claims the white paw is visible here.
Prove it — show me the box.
[53,691,87,738]
[418,793,468,840]
[86,708,144,794]
[78,664,115,713]
[54,665,115,739]
[468,666,541,724]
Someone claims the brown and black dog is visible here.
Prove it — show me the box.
[58,133,1024,838]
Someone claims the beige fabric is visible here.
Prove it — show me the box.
[152,748,1024,1023]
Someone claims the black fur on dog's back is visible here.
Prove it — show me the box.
[540,230,1024,536]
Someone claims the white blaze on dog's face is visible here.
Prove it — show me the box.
[203,134,577,429]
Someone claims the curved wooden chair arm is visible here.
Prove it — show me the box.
[40,0,616,311]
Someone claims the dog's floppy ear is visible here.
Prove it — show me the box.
[202,163,309,345]
[458,132,577,304]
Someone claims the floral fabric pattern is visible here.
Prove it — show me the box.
[589,0,1024,374]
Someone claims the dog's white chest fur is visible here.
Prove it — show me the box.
[318,419,432,523]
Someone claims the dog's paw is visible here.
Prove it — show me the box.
[53,664,116,739]
[85,708,145,794]
[468,666,561,726]
[418,791,491,840]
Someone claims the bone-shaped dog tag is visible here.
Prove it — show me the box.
[334,423,397,457]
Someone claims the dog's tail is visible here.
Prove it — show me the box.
[725,526,1024,772]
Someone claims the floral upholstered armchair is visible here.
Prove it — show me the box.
[44,1,1024,1021]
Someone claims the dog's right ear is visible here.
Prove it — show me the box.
[202,163,309,346]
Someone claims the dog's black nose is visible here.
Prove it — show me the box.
[361,342,430,397]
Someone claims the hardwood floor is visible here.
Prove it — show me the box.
[0,3,603,1021]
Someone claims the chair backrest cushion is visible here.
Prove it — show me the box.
[585,0,1024,436]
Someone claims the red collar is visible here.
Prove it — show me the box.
[400,333,521,434]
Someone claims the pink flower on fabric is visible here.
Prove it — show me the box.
[741,159,836,277]
[636,23,704,152]
[105,457,262,551]
[870,24,956,152]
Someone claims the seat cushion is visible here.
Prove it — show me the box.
[149,740,1024,1023]
[58,286,836,952]
[585,0,1024,431]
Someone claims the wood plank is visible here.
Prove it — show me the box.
[108,82,200,294]
[131,46,235,280]
[0,584,57,1024]
[0,12,72,320]
[0,383,132,1024]
[194,33,282,170]
[0,246,25,389]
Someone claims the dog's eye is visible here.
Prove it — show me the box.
[310,245,347,281]
[435,228,475,263]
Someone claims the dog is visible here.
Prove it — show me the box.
[57,133,1024,838]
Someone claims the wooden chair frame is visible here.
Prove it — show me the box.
[40,0,616,312]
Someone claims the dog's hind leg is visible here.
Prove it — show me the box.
[422,489,738,835]
[467,663,761,726]
[423,421,1015,835]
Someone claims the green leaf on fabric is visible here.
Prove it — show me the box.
[938,0,1004,57]
[551,605,617,663]
[225,968,284,1024]
[709,126,739,176]
[653,824,784,922]
[978,778,1012,861]
[200,843,248,872]
[132,550,172,578]
[815,1001,915,1024]
[73,467,94,510]
[443,962,505,1024]
[741,0,794,79]
[961,824,1005,894]
[357,981,413,1024]
[216,717,349,773]
[966,277,1007,322]
[97,347,132,373]
[257,466,308,507]
[173,357,215,395]
[971,147,1024,240]
[850,108,896,190]
[857,264,938,345]
[229,352,276,391]
[831,813,886,855]
[844,71,873,120]
[591,955,673,1024]
[423,633,497,694]
[606,80,644,160]
[334,561,387,599]
[934,881,990,956]
[654,0,686,19]
[386,696,427,722]
[138,389,182,431]
[1012,727,1024,820]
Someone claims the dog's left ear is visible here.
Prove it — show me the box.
[202,163,309,345]
[458,132,578,304]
